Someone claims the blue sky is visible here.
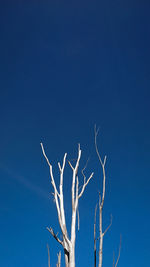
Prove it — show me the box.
[0,1,150,266]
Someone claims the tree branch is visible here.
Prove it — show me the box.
[94,126,107,267]
[47,227,63,246]
[94,204,97,267]
[41,143,70,247]
[78,172,94,199]
[68,160,74,170]
[47,244,50,267]
[56,251,61,267]
[94,126,103,166]
[59,153,68,237]
[103,214,112,236]
[71,144,81,209]
[41,143,60,198]
[113,236,121,267]
[77,205,80,231]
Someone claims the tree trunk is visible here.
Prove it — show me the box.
[99,206,103,267]
[64,248,69,267]
[68,246,75,267]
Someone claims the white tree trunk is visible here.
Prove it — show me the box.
[99,206,103,267]
[68,245,75,267]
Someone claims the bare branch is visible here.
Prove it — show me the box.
[103,155,107,166]
[41,143,70,247]
[78,172,94,199]
[47,227,63,246]
[41,143,60,198]
[77,206,80,231]
[103,214,112,236]
[41,143,52,167]
[113,251,115,267]
[75,144,81,174]
[58,162,62,172]
[94,126,107,267]
[47,244,50,267]
[98,192,101,205]
[94,125,103,166]
[94,204,97,267]
[81,158,90,180]
[114,235,121,267]
[78,158,93,199]
[62,153,67,172]
[94,126,107,209]
[71,145,81,209]
[59,153,67,234]
[68,160,74,170]
[56,251,61,267]
[75,176,79,208]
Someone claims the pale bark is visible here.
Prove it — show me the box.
[94,126,119,267]
[94,126,113,267]
[41,143,93,267]
[94,126,107,267]
[56,251,61,267]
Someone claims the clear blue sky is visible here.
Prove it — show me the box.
[0,1,150,266]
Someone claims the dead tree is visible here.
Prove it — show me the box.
[41,143,93,267]
[94,126,120,267]
[94,127,109,267]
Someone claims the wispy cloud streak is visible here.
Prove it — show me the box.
[0,163,48,200]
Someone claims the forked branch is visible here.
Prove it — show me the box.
[47,227,63,246]
[78,172,94,199]
[41,143,70,248]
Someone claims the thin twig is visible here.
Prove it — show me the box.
[94,204,97,267]
[103,214,112,236]
[114,235,121,267]
[47,244,50,267]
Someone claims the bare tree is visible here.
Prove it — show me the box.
[94,126,110,267]
[41,130,121,267]
[41,143,93,267]
[94,126,120,267]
